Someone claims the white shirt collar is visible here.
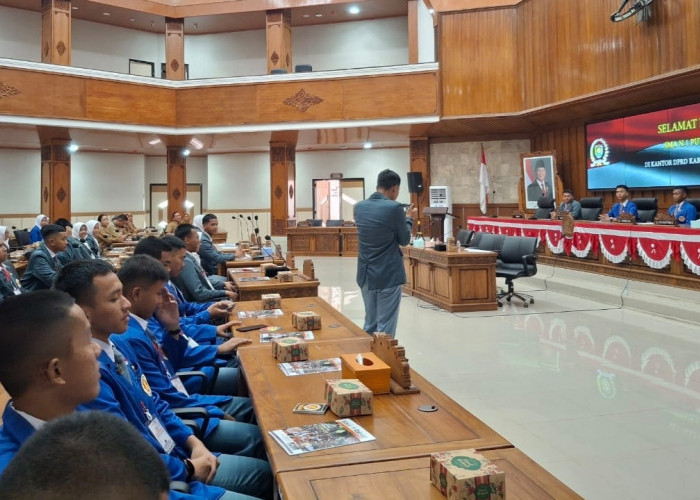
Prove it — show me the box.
[45,246,57,258]
[129,312,149,331]
[11,402,46,430]
[92,338,114,362]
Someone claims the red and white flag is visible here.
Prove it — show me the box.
[479,144,489,215]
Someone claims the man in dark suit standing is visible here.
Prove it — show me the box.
[19,224,68,291]
[354,169,417,338]
[526,159,553,203]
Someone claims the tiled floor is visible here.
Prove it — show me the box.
[312,256,700,500]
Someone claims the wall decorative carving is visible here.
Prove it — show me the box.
[271,219,286,235]
[289,185,294,199]
[285,54,290,67]
[43,187,49,202]
[283,89,323,113]
[43,42,49,58]
[286,148,295,162]
[173,188,181,200]
[274,185,283,199]
[56,187,66,203]
[41,146,51,161]
[0,82,21,99]
[170,59,180,72]
[55,0,70,11]
[56,41,66,56]
[410,140,427,158]
[270,51,280,66]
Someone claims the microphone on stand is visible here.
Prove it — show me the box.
[265,234,283,259]
[231,215,244,242]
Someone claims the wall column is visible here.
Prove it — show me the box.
[409,137,431,230]
[408,0,419,64]
[165,17,185,80]
[39,133,71,222]
[270,141,296,236]
[266,9,292,74]
[166,146,187,218]
[41,0,71,65]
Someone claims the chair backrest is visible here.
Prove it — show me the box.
[475,233,505,253]
[579,197,603,221]
[310,219,323,227]
[14,229,30,247]
[632,198,658,222]
[532,196,554,219]
[499,236,538,265]
[468,231,483,248]
[685,198,700,219]
[456,229,474,246]
[295,64,312,73]
[325,219,343,227]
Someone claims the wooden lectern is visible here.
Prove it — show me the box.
[423,207,448,241]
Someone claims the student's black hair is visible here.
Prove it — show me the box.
[54,259,116,306]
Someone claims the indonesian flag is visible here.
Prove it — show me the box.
[479,144,489,215]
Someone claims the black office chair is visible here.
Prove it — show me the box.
[685,198,700,220]
[295,64,312,73]
[632,198,658,222]
[468,231,483,248]
[496,236,538,308]
[475,233,505,254]
[310,219,323,227]
[13,229,30,247]
[532,196,555,219]
[325,219,344,227]
[270,68,287,74]
[579,197,604,221]
[456,229,474,246]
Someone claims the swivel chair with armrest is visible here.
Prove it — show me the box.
[685,198,700,219]
[532,196,555,219]
[456,229,474,246]
[13,229,30,247]
[496,236,538,308]
[474,232,505,255]
[632,198,658,222]
[579,197,603,221]
[325,219,344,227]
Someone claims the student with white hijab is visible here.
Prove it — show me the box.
[29,214,48,243]
[0,226,10,251]
[72,222,95,259]
[84,220,101,258]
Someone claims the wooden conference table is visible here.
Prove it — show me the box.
[232,296,580,498]
[286,226,358,256]
[277,448,582,500]
[228,270,319,301]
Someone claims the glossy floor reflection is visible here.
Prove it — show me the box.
[313,256,700,500]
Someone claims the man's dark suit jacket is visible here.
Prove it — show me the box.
[172,253,228,303]
[20,243,62,291]
[354,192,412,290]
[0,262,22,303]
[197,234,234,276]
[527,180,553,203]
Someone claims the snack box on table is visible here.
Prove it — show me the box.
[324,379,373,417]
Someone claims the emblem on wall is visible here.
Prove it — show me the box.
[283,89,323,113]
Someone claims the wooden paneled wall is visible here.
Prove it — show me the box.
[0,69,437,128]
[441,0,700,116]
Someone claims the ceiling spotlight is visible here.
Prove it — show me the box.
[72,6,78,10]
[189,137,204,150]
[130,18,135,22]
[68,143,79,153]
[302,14,310,18]
[428,9,435,14]
[314,13,323,17]
[348,6,360,15]
[148,138,161,146]
[102,12,110,16]
[363,142,372,149]
[182,148,191,156]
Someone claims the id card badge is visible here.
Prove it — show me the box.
[182,334,199,348]
[171,375,189,396]
[148,417,176,454]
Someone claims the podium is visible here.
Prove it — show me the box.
[423,207,448,241]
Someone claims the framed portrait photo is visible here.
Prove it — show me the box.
[522,152,557,210]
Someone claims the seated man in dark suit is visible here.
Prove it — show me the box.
[54,218,93,264]
[552,189,582,219]
[19,224,68,291]
[0,242,24,302]
[0,411,170,500]
[667,186,698,226]
[601,184,638,221]
[197,214,244,276]
[170,229,236,303]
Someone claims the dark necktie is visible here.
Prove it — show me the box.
[1,266,11,283]
[144,327,173,378]
[113,347,133,385]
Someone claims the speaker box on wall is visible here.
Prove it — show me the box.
[407,172,423,193]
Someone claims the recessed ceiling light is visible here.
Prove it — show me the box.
[102,12,111,16]
[182,148,190,156]
[130,18,135,22]
[148,138,161,146]
[428,9,435,14]
[314,13,323,18]
[302,14,310,18]
[348,6,360,15]
[72,6,78,10]
[68,143,79,153]
[363,142,372,149]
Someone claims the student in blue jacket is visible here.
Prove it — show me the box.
[53,258,272,499]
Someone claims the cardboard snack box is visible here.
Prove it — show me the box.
[272,336,309,362]
[324,379,373,417]
[292,311,322,330]
[430,449,506,500]
[277,270,294,282]
[261,293,282,310]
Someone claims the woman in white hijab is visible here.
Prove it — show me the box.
[0,225,11,250]
[29,214,48,243]
[193,214,205,234]
[72,222,95,259]
[84,220,101,258]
